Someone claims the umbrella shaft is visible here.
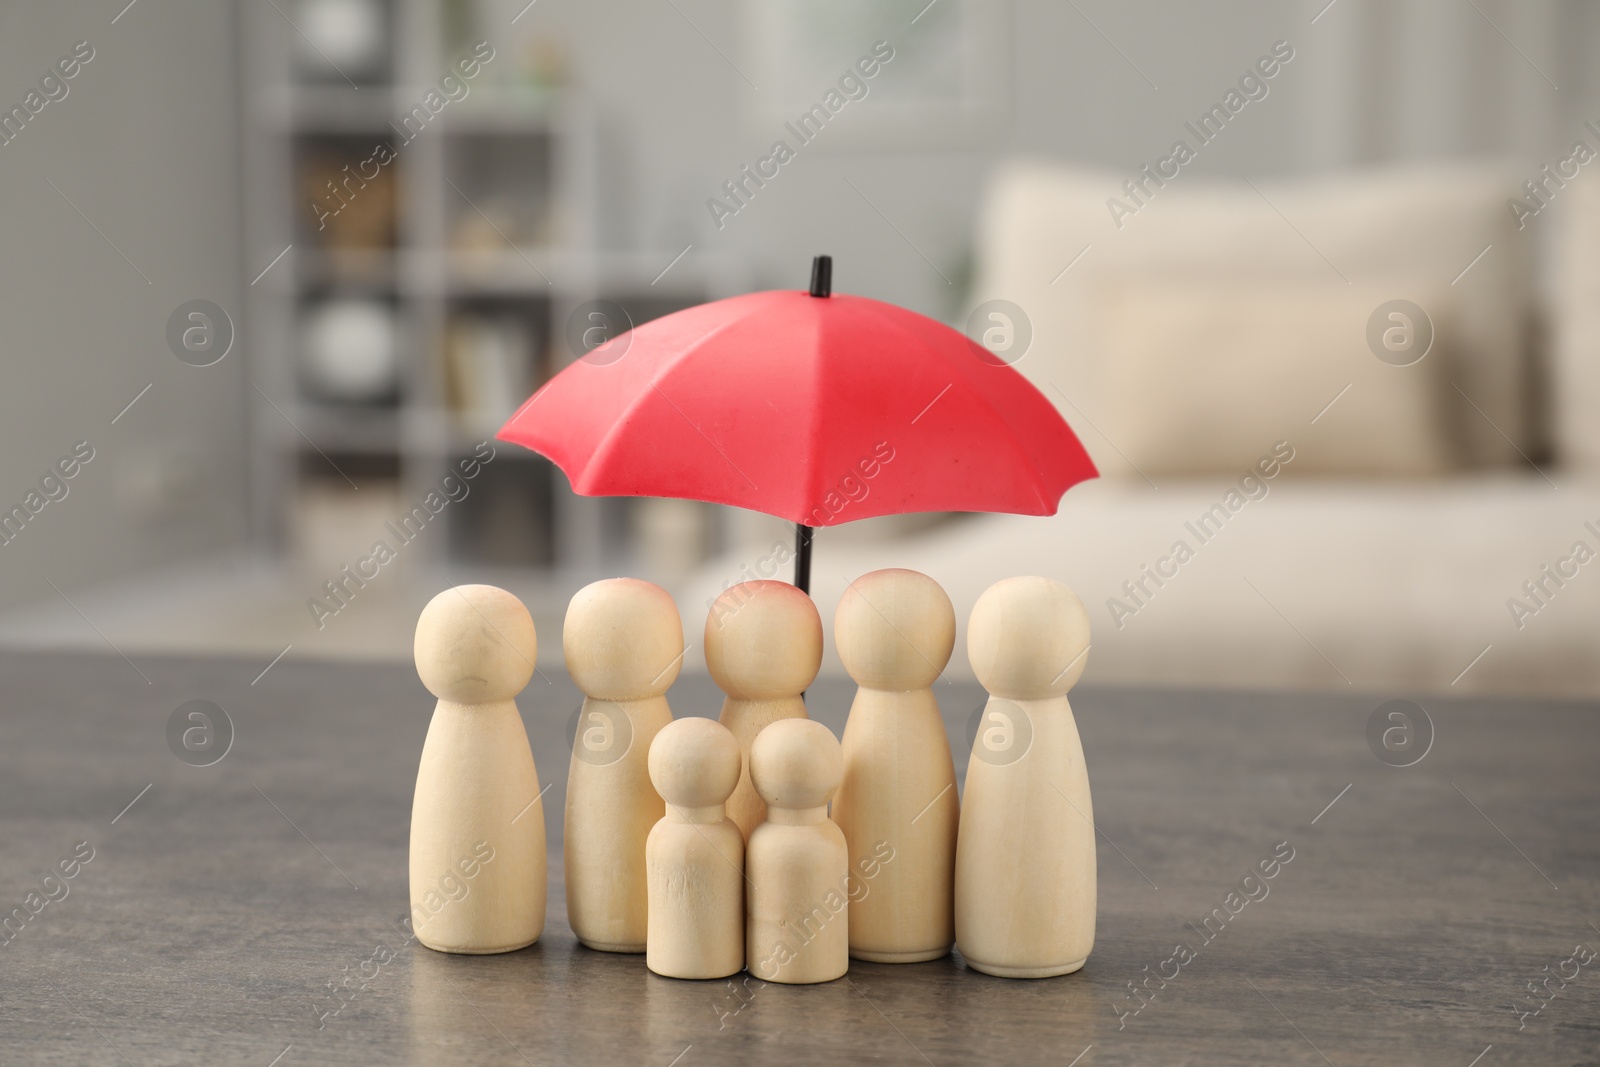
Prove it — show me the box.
[794,523,813,595]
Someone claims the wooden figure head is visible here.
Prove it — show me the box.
[414,584,537,704]
[834,568,955,691]
[563,578,684,701]
[649,717,741,811]
[750,718,842,812]
[967,576,1091,701]
[704,580,823,700]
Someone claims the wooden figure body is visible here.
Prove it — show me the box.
[706,580,822,841]
[955,576,1096,978]
[830,569,959,963]
[746,718,849,985]
[646,716,745,980]
[564,578,683,953]
[410,585,545,953]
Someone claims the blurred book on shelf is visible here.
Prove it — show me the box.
[298,143,401,250]
[444,131,555,251]
[443,310,535,427]
[449,194,549,252]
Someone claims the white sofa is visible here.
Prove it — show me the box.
[683,161,1600,698]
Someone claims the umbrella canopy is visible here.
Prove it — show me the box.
[501,291,1093,526]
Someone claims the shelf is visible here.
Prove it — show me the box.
[583,250,745,298]
[279,406,538,463]
[402,408,517,457]
[258,85,583,136]
[296,248,401,290]
[275,249,744,300]
[257,84,404,134]
[243,1,730,576]
[442,248,564,294]
[433,87,581,132]
[281,403,402,455]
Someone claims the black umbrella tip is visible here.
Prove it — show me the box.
[809,255,832,298]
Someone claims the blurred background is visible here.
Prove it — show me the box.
[1,0,1597,697]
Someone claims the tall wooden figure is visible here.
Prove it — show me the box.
[646,717,744,980]
[410,585,545,953]
[746,718,848,985]
[706,580,822,841]
[831,569,959,963]
[564,578,682,953]
[955,576,1096,978]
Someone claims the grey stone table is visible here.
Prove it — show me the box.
[1,649,1596,1065]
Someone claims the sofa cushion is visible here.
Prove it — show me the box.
[1553,171,1600,472]
[971,161,1533,474]
[1082,272,1459,478]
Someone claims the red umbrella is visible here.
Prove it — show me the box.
[497,257,1097,591]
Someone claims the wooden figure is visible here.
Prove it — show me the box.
[564,578,683,953]
[410,585,545,953]
[831,568,959,963]
[955,576,1096,978]
[706,580,823,841]
[645,716,745,980]
[746,718,849,985]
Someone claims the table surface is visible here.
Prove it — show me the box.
[1,649,1596,1066]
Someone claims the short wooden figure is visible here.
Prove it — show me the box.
[955,576,1096,978]
[646,716,745,980]
[746,718,849,985]
[706,580,822,841]
[564,578,683,953]
[410,584,545,953]
[831,568,959,963]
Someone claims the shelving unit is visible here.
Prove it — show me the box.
[241,0,744,589]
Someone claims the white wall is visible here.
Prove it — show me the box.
[0,1,248,606]
[499,0,1595,316]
